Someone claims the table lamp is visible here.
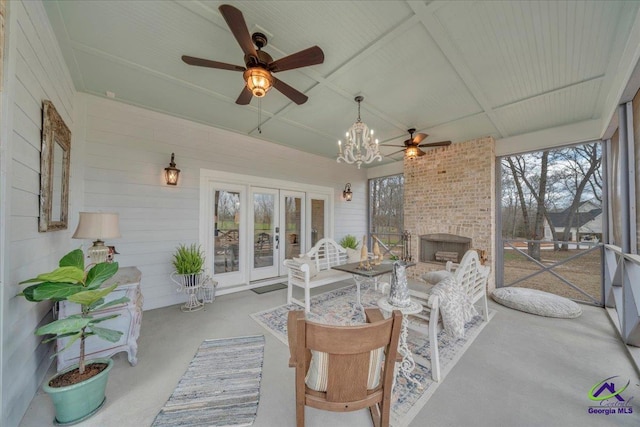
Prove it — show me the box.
[72,212,121,264]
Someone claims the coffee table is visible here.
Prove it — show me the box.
[332,261,397,310]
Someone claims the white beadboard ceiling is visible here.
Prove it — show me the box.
[43,1,640,164]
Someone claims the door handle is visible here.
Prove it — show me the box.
[275,234,280,250]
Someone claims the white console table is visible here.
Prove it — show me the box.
[56,267,143,371]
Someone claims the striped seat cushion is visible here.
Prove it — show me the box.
[305,347,384,391]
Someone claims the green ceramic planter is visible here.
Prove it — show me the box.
[43,358,113,425]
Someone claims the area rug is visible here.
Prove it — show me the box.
[152,335,265,427]
[251,285,495,427]
[251,282,288,294]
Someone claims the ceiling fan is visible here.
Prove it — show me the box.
[382,128,452,159]
[181,4,324,105]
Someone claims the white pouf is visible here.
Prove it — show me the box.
[491,287,582,319]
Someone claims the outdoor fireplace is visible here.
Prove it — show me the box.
[419,233,471,264]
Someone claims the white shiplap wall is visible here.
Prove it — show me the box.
[1,1,76,426]
[76,93,367,310]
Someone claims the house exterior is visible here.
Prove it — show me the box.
[543,200,603,242]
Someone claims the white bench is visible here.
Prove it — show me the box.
[283,238,353,312]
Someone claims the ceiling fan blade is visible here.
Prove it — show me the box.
[219,4,257,58]
[268,46,325,72]
[417,140,452,148]
[412,132,428,144]
[236,87,253,105]
[386,149,406,157]
[417,148,427,156]
[380,144,408,148]
[272,77,308,105]
[182,55,246,72]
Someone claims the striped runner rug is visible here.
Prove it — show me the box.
[152,335,265,427]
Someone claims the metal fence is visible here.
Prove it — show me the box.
[501,239,603,306]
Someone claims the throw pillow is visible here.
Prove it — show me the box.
[346,248,360,263]
[421,270,453,285]
[430,276,478,339]
[305,347,384,392]
[293,255,318,278]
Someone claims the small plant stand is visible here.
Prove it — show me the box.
[171,272,205,312]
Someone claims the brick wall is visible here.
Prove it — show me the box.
[404,137,496,290]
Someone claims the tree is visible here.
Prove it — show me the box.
[505,151,549,260]
[549,144,602,248]
[369,174,404,246]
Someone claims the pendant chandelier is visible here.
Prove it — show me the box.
[336,96,382,169]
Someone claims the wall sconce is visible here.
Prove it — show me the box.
[343,183,353,201]
[164,153,180,185]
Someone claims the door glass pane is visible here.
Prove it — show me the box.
[285,196,302,259]
[254,193,275,268]
[214,190,240,274]
[311,199,325,246]
[369,174,404,258]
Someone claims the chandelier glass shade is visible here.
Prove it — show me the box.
[337,96,382,169]
[243,67,273,97]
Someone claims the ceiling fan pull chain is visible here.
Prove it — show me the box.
[258,98,262,134]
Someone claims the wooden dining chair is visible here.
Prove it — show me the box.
[287,308,402,427]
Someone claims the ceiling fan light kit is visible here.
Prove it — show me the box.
[337,96,382,169]
[244,67,273,97]
[181,4,324,105]
[405,145,420,160]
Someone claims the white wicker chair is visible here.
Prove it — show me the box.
[407,250,490,382]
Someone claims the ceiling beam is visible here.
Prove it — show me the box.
[250,15,422,136]
[409,1,510,137]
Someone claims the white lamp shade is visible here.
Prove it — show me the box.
[73,212,121,240]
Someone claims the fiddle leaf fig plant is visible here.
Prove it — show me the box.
[19,249,128,375]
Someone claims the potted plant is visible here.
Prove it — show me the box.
[170,244,208,311]
[19,248,126,424]
[339,234,359,250]
[339,235,361,263]
[172,243,205,276]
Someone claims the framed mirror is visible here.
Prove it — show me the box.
[39,100,70,232]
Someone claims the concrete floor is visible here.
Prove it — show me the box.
[20,280,640,427]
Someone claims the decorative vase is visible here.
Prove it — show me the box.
[43,358,113,425]
[387,260,411,307]
[170,271,205,312]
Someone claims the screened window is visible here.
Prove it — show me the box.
[499,142,603,305]
[369,174,404,256]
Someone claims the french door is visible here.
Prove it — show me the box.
[201,169,332,291]
[210,184,246,287]
[250,189,305,281]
